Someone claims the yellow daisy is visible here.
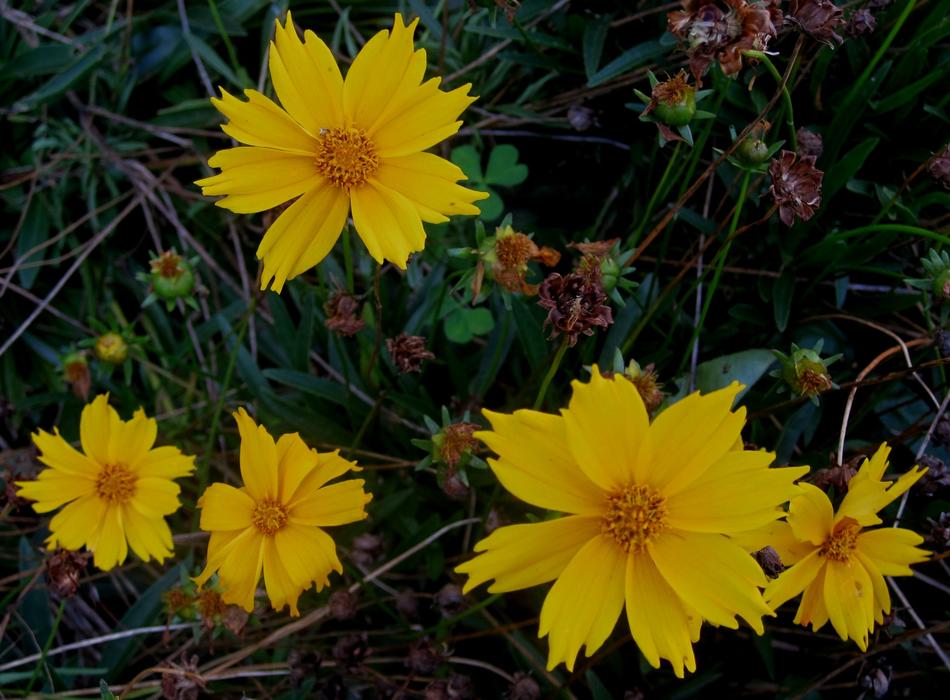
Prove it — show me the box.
[195,409,371,615]
[196,12,488,293]
[763,444,929,650]
[455,369,809,676]
[16,394,195,571]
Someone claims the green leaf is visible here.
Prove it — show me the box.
[485,144,528,186]
[822,137,880,204]
[450,145,483,182]
[772,273,795,332]
[16,199,50,290]
[14,44,107,110]
[693,349,778,398]
[586,40,666,87]
[582,16,610,81]
[586,670,613,700]
[262,369,350,405]
[444,307,495,344]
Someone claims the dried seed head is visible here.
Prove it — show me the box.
[846,8,877,36]
[387,333,435,374]
[45,549,91,598]
[537,272,614,346]
[436,422,480,468]
[196,589,228,625]
[796,128,824,158]
[333,633,369,670]
[567,104,595,132]
[508,672,541,700]
[928,144,950,190]
[324,290,366,337]
[406,638,446,674]
[288,649,324,689]
[63,352,91,401]
[790,0,845,44]
[916,455,950,496]
[769,150,824,226]
[810,456,859,493]
[925,512,950,551]
[350,532,385,568]
[434,583,466,618]
[648,71,697,127]
[160,653,204,700]
[329,589,359,620]
[395,588,419,619]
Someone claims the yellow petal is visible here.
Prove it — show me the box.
[129,477,181,518]
[32,428,99,477]
[342,14,419,131]
[218,531,265,612]
[856,527,929,575]
[477,408,604,515]
[729,520,816,565]
[625,552,698,678]
[234,408,279,501]
[823,558,874,650]
[763,549,824,609]
[122,503,173,563]
[263,535,303,615]
[197,147,321,214]
[854,550,890,624]
[455,516,601,594]
[538,535,626,672]
[198,483,256,531]
[649,531,771,632]
[92,506,128,571]
[269,12,344,134]
[351,179,426,267]
[792,564,829,630]
[288,450,359,503]
[646,383,745,496]
[374,153,486,223]
[16,470,94,512]
[666,451,808,534]
[275,432,319,503]
[108,408,157,466]
[256,180,349,293]
[787,482,834,546]
[79,394,117,466]
[288,479,370,526]
[274,524,342,591]
[562,369,651,491]
[212,88,318,154]
[195,527,253,587]
[46,494,105,550]
[131,446,195,479]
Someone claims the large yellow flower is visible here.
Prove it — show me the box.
[196,12,488,292]
[763,444,928,650]
[195,409,371,615]
[16,394,194,571]
[455,370,809,676]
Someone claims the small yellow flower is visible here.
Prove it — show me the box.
[16,394,194,571]
[195,409,371,615]
[763,444,929,650]
[455,369,808,676]
[196,12,488,293]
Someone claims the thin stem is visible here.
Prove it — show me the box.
[743,50,796,151]
[366,265,384,380]
[629,143,682,247]
[26,600,65,692]
[206,0,242,78]
[533,337,570,410]
[342,226,355,292]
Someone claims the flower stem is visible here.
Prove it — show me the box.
[533,336,569,410]
[629,142,682,247]
[743,50,797,152]
[342,226,355,292]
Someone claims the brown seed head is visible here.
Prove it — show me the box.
[434,583,466,618]
[796,128,824,158]
[160,653,204,700]
[329,589,359,620]
[769,150,824,226]
[387,333,435,374]
[846,8,877,36]
[150,250,186,279]
[928,144,950,190]
[537,272,614,346]
[324,290,366,337]
[508,672,542,700]
[45,549,91,598]
[790,0,845,44]
[652,70,692,106]
[438,422,480,468]
[196,588,228,622]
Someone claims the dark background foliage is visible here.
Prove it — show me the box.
[1,0,948,697]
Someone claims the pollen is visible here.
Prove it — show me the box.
[251,498,289,535]
[95,463,137,503]
[602,484,668,553]
[820,517,861,562]
[314,127,379,190]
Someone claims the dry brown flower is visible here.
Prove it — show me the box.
[537,272,614,346]
[434,583,466,618]
[64,354,91,401]
[846,8,877,36]
[45,549,91,598]
[928,144,950,190]
[508,672,541,700]
[324,290,365,337]
[769,150,824,226]
[160,653,204,700]
[438,422,480,468]
[329,589,359,620]
[796,127,824,158]
[790,0,844,44]
[387,333,435,374]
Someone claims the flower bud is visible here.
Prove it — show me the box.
[773,342,839,400]
[149,250,195,302]
[736,122,771,165]
[62,352,91,400]
[95,332,128,364]
[650,71,696,127]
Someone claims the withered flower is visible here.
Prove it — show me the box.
[796,127,824,158]
[668,0,782,83]
[329,589,359,620]
[567,104,595,132]
[434,583,466,618]
[479,225,560,296]
[790,0,845,45]
[537,272,614,346]
[769,150,824,226]
[63,352,91,401]
[928,144,950,190]
[643,72,698,143]
[437,422,480,468]
[324,290,365,337]
[926,513,950,551]
[45,549,91,598]
[196,589,228,627]
[160,653,205,700]
[628,363,665,414]
[809,455,859,493]
[439,467,470,501]
[387,333,435,374]
[508,673,542,700]
[406,638,446,674]
[846,8,877,36]
[916,455,950,496]
[350,532,385,568]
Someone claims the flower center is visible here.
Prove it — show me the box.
[251,498,288,535]
[314,127,379,189]
[820,517,861,562]
[95,464,137,503]
[602,484,667,553]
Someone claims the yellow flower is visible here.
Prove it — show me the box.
[16,394,194,571]
[454,370,808,676]
[196,12,488,293]
[195,409,371,615]
[763,444,929,650]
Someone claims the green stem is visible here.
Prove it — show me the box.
[26,600,66,693]
[533,336,569,410]
[196,296,259,514]
[629,143,682,247]
[743,50,797,151]
[680,171,752,371]
[342,226,355,293]
[827,224,950,247]
[676,89,726,199]
[207,0,242,79]
[843,0,917,109]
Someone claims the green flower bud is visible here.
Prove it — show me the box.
[95,332,128,364]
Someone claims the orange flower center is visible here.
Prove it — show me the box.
[315,127,379,189]
[602,484,667,553]
[95,464,137,503]
[251,498,288,535]
[820,517,861,562]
